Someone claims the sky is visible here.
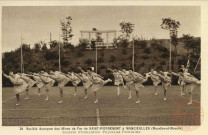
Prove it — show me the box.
[2,6,200,52]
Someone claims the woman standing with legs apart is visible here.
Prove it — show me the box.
[79,67,112,104]
[3,71,28,106]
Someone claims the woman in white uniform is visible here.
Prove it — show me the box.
[3,71,28,106]
[66,72,81,96]
[119,69,134,99]
[153,71,171,101]
[44,70,70,104]
[171,69,200,105]
[38,71,55,101]
[19,73,36,100]
[74,72,92,99]
[129,70,150,103]
[79,67,112,103]
[148,69,161,96]
[108,68,124,95]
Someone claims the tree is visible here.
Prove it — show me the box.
[42,44,47,52]
[50,40,59,49]
[181,34,194,52]
[119,21,135,41]
[161,18,180,70]
[60,16,73,45]
[92,28,103,42]
[34,43,41,52]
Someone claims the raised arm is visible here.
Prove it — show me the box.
[107,68,114,73]
[2,72,10,79]
[78,67,87,74]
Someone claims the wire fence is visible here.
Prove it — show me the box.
[2,114,200,126]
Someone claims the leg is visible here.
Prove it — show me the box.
[188,85,194,105]
[38,88,41,96]
[84,89,88,99]
[163,85,167,100]
[94,91,98,103]
[74,86,77,96]
[154,85,158,95]
[25,88,30,100]
[135,90,140,103]
[16,94,20,106]
[116,85,120,95]
[58,87,63,103]
[128,89,132,99]
[45,89,49,101]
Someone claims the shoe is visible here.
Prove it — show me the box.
[155,92,158,96]
[187,102,192,105]
[164,97,167,101]
[16,103,20,106]
[38,93,41,96]
[135,100,140,104]
[74,93,77,96]
[45,98,49,101]
[117,92,120,95]
[58,100,63,104]
[84,96,88,99]
[128,96,132,99]
[24,97,30,100]
[94,100,98,104]
[108,79,112,82]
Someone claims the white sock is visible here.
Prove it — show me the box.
[117,87,120,94]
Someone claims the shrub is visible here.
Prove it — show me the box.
[122,48,127,55]
[85,58,93,65]
[109,55,116,62]
[99,65,106,69]
[141,55,149,59]
[143,48,151,54]
[76,50,84,57]
[61,59,71,66]
[44,50,59,60]
[160,60,166,65]
[139,40,147,49]
[121,63,127,68]
[98,57,104,63]
[160,53,169,58]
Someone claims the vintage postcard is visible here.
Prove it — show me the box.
[0,0,207,135]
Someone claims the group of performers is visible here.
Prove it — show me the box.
[2,65,200,106]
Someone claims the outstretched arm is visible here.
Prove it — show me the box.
[107,68,114,73]
[171,72,179,77]
[78,67,88,74]
[2,72,10,79]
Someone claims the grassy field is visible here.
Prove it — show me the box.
[2,85,201,126]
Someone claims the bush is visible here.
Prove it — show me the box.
[44,50,59,60]
[139,40,147,49]
[143,48,151,54]
[160,53,169,58]
[76,50,84,57]
[121,63,127,68]
[99,65,106,69]
[85,58,93,65]
[141,55,149,59]
[109,55,116,62]
[61,59,71,66]
[160,60,166,65]
[122,48,127,55]
[98,57,104,63]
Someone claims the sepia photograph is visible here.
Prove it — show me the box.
[2,6,201,127]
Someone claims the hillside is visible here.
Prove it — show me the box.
[2,39,200,86]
